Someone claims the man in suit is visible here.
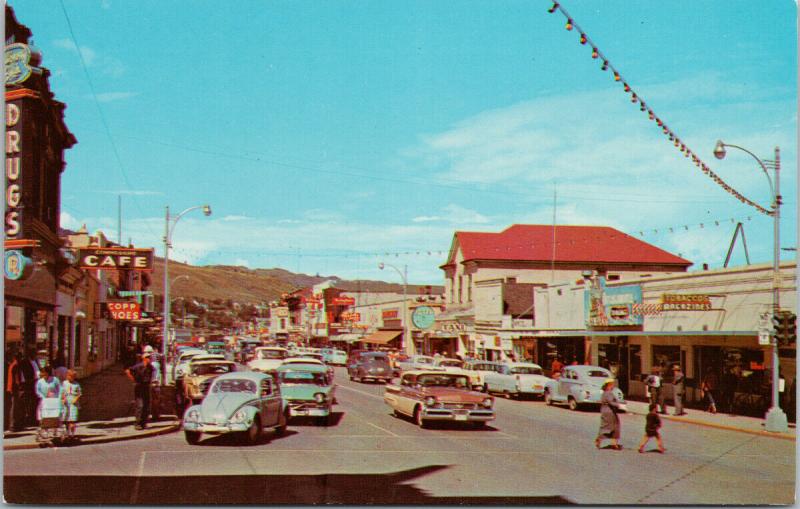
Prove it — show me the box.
[672,365,686,415]
[20,349,39,426]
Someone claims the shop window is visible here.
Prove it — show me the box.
[467,275,472,302]
[652,345,680,382]
[607,274,620,281]
[458,276,463,304]
[630,345,642,380]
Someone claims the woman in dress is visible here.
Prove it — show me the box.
[595,378,623,450]
[61,369,81,439]
[35,366,62,422]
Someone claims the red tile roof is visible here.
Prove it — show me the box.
[445,224,692,267]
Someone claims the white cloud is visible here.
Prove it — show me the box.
[52,38,125,76]
[60,211,82,231]
[222,215,249,222]
[53,39,96,65]
[412,204,489,225]
[412,215,442,223]
[94,92,138,103]
[234,258,251,268]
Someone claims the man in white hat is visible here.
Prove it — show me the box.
[142,345,161,420]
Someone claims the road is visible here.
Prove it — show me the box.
[4,366,795,504]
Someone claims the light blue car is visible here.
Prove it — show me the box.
[276,363,336,426]
[182,372,288,445]
[543,365,626,411]
[320,348,348,366]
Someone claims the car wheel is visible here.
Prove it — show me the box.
[413,406,427,429]
[472,421,488,429]
[275,409,289,436]
[544,389,553,406]
[483,384,489,393]
[184,431,201,445]
[245,416,262,444]
[568,397,579,411]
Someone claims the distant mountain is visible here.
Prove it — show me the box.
[149,259,443,303]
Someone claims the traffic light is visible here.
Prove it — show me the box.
[772,311,797,346]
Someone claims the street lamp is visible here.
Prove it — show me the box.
[379,262,411,355]
[713,140,787,432]
[162,205,211,386]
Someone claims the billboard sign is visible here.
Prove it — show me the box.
[584,277,643,327]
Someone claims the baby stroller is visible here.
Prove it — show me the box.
[36,397,66,447]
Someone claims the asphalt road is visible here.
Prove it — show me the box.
[4,367,795,504]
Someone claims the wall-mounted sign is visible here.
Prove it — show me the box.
[411,306,436,330]
[5,43,39,86]
[584,277,643,327]
[5,102,23,239]
[382,309,399,320]
[78,247,154,271]
[660,294,712,311]
[4,249,32,280]
[439,322,466,332]
[332,297,355,306]
[341,312,361,322]
[107,301,141,320]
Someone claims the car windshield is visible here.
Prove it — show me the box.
[279,371,328,386]
[416,374,469,388]
[300,354,324,361]
[510,366,543,375]
[212,378,256,394]
[258,350,287,360]
[415,357,433,364]
[192,363,234,376]
[586,370,611,378]
[439,360,462,367]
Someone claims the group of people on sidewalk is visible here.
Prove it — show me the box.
[5,346,81,439]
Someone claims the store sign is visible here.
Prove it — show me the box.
[341,312,361,322]
[382,309,399,320]
[107,301,141,320]
[332,297,355,306]
[584,278,643,327]
[4,249,32,280]
[78,247,154,271]
[411,306,436,330]
[5,44,39,86]
[5,102,23,239]
[439,322,466,332]
[660,294,712,311]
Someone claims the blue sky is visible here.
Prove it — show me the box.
[11,0,797,285]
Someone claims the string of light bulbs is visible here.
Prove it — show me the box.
[547,2,772,216]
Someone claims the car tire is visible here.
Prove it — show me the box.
[245,416,262,444]
[568,397,579,411]
[413,406,427,429]
[275,409,289,436]
[544,390,554,406]
[184,431,201,445]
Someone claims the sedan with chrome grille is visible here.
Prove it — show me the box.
[276,362,335,426]
[183,360,237,404]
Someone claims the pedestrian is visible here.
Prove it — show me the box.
[21,349,40,427]
[53,357,68,383]
[550,356,564,377]
[672,365,686,416]
[6,351,25,432]
[144,346,162,421]
[125,352,155,430]
[61,369,81,439]
[595,378,623,450]
[701,368,718,414]
[645,367,668,414]
[638,403,666,453]
[35,366,62,422]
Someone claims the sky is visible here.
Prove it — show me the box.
[10,0,798,285]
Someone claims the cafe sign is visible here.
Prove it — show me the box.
[78,247,154,271]
[660,294,712,311]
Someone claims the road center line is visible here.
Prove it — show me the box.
[335,384,384,400]
[128,451,146,504]
[365,421,400,437]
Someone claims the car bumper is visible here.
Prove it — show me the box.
[183,421,250,433]
[520,385,546,395]
[421,409,495,422]
[287,401,331,417]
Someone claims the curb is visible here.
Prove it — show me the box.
[3,421,181,451]
[624,407,796,441]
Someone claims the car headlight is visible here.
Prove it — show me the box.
[482,398,493,408]
[185,409,200,423]
[230,409,249,424]
[584,390,592,398]
[314,393,326,404]
[424,396,437,407]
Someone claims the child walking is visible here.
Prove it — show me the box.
[61,369,81,440]
[638,403,666,453]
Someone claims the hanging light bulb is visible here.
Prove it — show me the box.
[591,47,599,59]
[631,93,638,103]
[613,72,621,81]
[548,2,559,13]
[648,111,655,120]
[623,83,630,92]
[640,103,646,112]
[579,33,587,44]
[565,19,573,30]
[656,118,663,126]
[662,126,668,134]
[601,60,608,71]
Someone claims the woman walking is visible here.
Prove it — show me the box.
[35,366,62,422]
[595,379,623,450]
[61,369,81,440]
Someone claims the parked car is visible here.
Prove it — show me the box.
[248,347,290,373]
[396,355,438,373]
[172,348,207,382]
[384,370,495,428]
[462,360,505,391]
[484,362,550,399]
[205,341,227,356]
[184,360,237,404]
[347,351,394,383]
[276,363,335,425]
[543,365,626,411]
[182,372,288,445]
[320,348,348,366]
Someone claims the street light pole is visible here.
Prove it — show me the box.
[713,141,787,432]
[379,262,411,355]
[161,204,211,387]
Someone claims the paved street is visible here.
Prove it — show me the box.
[4,367,794,504]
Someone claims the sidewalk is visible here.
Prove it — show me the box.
[623,399,796,441]
[3,363,180,451]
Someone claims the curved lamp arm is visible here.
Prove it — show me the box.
[714,141,775,207]
[168,205,212,242]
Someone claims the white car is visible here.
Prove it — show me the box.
[282,357,334,379]
[543,365,626,411]
[462,360,506,392]
[396,355,438,372]
[173,349,207,381]
[484,362,550,399]
[247,347,290,373]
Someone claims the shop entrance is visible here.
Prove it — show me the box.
[597,337,638,394]
[537,338,586,373]
[694,345,768,417]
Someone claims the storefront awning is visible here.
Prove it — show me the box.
[362,330,402,345]
[330,333,364,343]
